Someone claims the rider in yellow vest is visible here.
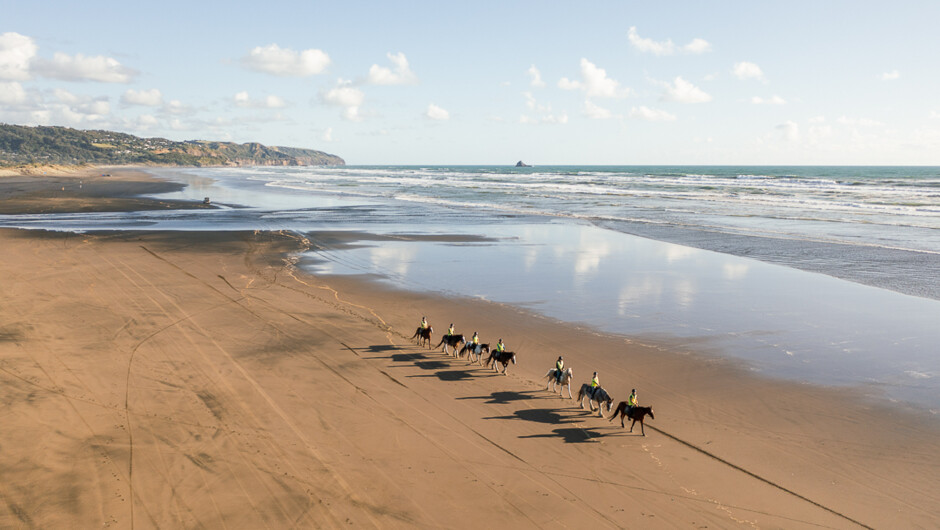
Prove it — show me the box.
[448,323,455,336]
[591,372,599,388]
[627,389,637,414]
[420,316,429,330]
[496,339,504,353]
[471,332,479,345]
[555,356,564,383]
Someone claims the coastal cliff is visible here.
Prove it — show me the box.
[0,124,344,168]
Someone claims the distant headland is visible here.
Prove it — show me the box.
[515,160,531,167]
[0,124,344,169]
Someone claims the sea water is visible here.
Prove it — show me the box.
[2,165,938,411]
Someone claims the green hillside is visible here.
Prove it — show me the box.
[0,124,344,167]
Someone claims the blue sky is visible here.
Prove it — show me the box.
[2,1,938,164]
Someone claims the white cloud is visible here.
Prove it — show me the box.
[241,43,330,77]
[322,127,333,142]
[163,99,193,115]
[809,115,826,124]
[684,38,712,54]
[521,92,567,124]
[557,77,580,91]
[629,105,677,121]
[660,76,712,103]
[733,61,764,81]
[776,120,800,142]
[233,91,286,108]
[121,88,163,106]
[367,52,417,85]
[559,58,630,99]
[583,100,611,119]
[32,52,136,83]
[137,114,158,127]
[0,32,36,81]
[527,64,545,88]
[751,95,786,105]
[0,81,26,104]
[881,70,900,81]
[426,103,449,120]
[838,116,882,127]
[627,27,711,56]
[930,110,940,120]
[320,80,365,121]
[628,26,674,55]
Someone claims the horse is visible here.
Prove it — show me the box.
[459,342,489,364]
[609,403,655,436]
[435,334,465,356]
[484,350,516,374]
[411,326,433,348]
[576,384,613,417]
[544,367,574,398]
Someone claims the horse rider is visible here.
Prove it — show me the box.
[447,323,455,337]
[470,332,480,354]
[420,316,429,330]
[627,388,638,415]
[590,372,599,397]
[555,356,564,383]
[495,338,505,353]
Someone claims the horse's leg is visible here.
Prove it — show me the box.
[640,420,646,437]
[629,419,636,433]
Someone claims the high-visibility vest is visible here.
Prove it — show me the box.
[591,377,599,388]
[496,342,504,352]
[628,394,637,406]
[472,335,479,344]
[556,361,564,371]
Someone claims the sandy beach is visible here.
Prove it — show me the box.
[1,171,938,529]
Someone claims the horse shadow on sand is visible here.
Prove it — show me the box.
[457,390,546,405]
[518,426,608,444]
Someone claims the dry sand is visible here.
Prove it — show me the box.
[0,172,938,529]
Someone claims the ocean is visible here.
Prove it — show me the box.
[3,165,938,412]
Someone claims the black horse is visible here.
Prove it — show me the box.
[484,350,516,374]
[411,326,433,348]
[609,403,655,436]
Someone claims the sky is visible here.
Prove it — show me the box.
[2,0,939,165]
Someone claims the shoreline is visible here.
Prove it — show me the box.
[2,225,938,528]
[2,169,938,527]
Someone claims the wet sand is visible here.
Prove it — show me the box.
[0,172,938,528]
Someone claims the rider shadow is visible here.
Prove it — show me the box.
[485,408,581,425]
[382,352,429,363]
[407,369,476,382]
[414,360,450,371]
[457,390,543,405]
[363,344,400,353]
[519,426,604,444]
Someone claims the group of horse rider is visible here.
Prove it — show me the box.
[422,317,639,415]
[421,316,506,354]
[554,355,639,415]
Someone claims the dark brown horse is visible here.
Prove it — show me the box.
[609,403,654,436]
[411,326,433,348]
[435,334,465,356]
[484,350,516,374]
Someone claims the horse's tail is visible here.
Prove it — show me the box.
[609,402,626,422]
